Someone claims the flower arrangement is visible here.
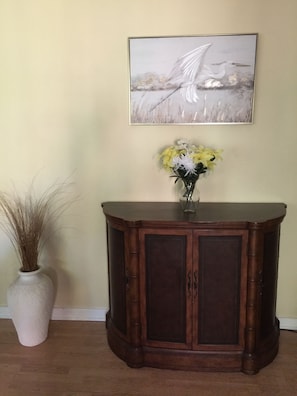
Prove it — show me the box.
[159,139,222,210]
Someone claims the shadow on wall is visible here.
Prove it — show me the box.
[40,201,79,307]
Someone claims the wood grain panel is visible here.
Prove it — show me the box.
[197,235,242,345]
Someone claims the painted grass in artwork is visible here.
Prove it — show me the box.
[130,88,254,124]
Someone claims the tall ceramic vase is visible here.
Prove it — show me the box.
[7,267,55,347]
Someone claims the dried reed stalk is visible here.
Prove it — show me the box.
[0,181,72,272]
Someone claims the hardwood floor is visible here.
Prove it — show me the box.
[0,320,296,396]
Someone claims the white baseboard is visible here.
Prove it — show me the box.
[51,307,108,321]
[0,307,10,319]
[279,317,297,331]
[0,307,108,322]
[0,307,296,330]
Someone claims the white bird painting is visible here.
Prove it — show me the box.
[129,34,257,124]
[151,43,251,111]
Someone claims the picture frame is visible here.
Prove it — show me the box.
[128,34,258,125]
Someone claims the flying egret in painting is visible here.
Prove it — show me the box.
[151,43,249,111]
[168,43,212,104]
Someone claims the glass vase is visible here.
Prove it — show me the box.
[178,178,200,213]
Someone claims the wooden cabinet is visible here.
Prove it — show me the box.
[102,202,286,374]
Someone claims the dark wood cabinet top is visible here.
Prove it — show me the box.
[102,202,286,229]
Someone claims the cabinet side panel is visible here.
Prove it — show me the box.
[145,234,187,344]
[198,236,242,345]
[260,228,280,339]
[107,225,127,335]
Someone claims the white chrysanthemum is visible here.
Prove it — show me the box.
[173,154,197,175]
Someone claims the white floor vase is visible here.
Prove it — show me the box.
[7,267,55,347]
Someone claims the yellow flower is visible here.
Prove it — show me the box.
[160,146,184,172]
[159,140,222,176]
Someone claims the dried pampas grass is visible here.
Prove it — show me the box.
[0,181,73,272]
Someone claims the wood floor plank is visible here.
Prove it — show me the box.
[0,320,296,395]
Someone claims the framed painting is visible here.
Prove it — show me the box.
[128,34,258,125]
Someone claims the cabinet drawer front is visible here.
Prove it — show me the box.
[139,230,192,349]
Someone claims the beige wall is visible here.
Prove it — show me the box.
[0,0,296,318]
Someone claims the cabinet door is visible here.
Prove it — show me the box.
[192,230,248,351]
[139,229,192,349]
